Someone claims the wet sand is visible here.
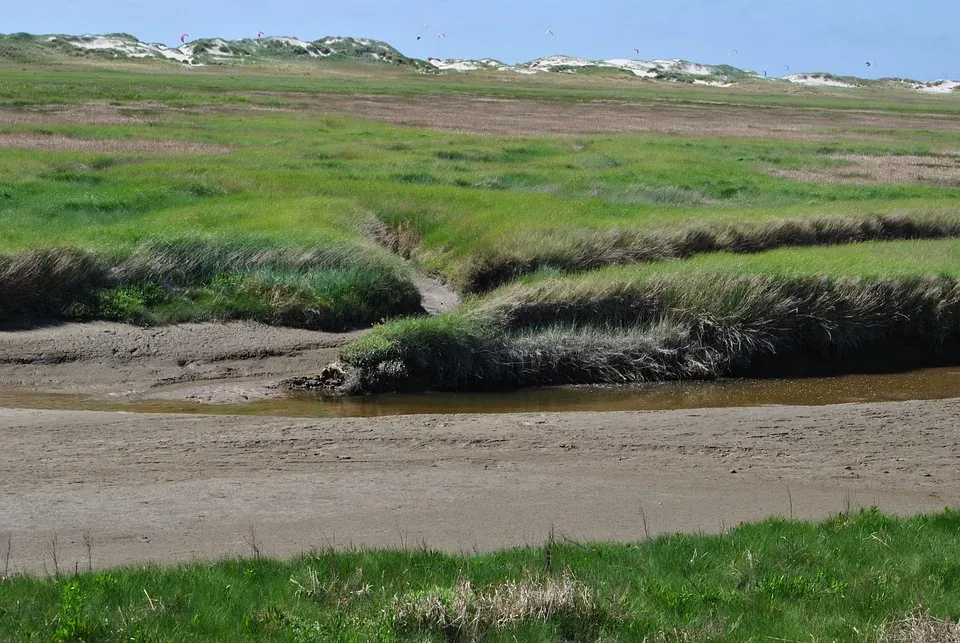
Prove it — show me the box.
[2,399,959,574]
[0,320,358,403]
[0,322,958,574]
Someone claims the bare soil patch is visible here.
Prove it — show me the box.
[415,273,461,315]
[0,132,230,154]
[234,92,960,140]
[1,398,957,572]
[771,153,960,186]
[10,96,960,142]
[0,103,147,125]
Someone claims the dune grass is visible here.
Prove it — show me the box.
[2,509,959,641]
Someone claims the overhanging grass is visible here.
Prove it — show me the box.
[2,509,959,641]
[333,240,960,393]
[445,210,960,292]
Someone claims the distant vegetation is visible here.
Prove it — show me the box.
[1,32,956,90]
[0,32,435,71]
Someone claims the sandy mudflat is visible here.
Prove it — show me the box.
[1,399,958,574]
[0,320,358,403]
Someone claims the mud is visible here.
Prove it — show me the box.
[0,320,358,400]
[1,399,957,573]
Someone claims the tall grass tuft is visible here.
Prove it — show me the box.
[335,273,960,393]
[0,248,109,320]
[0,237,423,330]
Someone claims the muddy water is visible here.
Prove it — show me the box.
[1,366,959,418]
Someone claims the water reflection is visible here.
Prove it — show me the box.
[1,367,959,418]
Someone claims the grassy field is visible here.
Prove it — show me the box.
[4,63,960,113]
[1,509,959,641]
[1,57,959,380]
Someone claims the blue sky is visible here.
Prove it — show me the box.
[4,0,956,80]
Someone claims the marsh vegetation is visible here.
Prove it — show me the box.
[1,60,959,387]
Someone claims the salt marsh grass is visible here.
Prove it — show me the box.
[2,509,959,641]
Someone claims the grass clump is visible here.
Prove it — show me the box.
[334,241,960,393]
[392,572,608,640]
[0,248,109,320]
[0,237,422,330]
[3,510,960,641]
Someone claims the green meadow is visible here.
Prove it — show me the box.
[2,509,959,641]
[0,60,958,381]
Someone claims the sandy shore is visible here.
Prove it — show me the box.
[1,399,958,574]
[0,320,357,403]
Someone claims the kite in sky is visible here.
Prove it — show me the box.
[546,30,555,36]
[258,31,264,39]
[180,33,189,44]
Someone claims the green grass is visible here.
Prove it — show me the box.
[4,61,960,114]
[1,60,959,332]
[334,240,960,392]
[551,238,960,281]
[2,509,959,641]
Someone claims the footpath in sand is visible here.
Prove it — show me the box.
[1,399,959,574]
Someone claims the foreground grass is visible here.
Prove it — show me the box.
[331,240,960,393]
[2,509,959,641]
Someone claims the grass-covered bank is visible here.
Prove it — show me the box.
[441,211,960,293]
[0,237,422,330]
[2,509,960,641]
[323,241,960,394]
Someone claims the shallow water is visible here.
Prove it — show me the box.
[2,366,959,418]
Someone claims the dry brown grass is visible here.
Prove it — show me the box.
[0,103,145,126]
[878,611,960,643]
[233,92,960,139]
[391,572,606,639]
[771,153,960,186]
[0,132,230,154]
[8,94,960,141]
